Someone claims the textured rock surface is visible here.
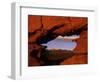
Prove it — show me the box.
[60,30,88,65]
[28,15,88,66]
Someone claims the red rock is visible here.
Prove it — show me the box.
[28,56,41,66]
[74,31,88,53]
[60,55,88,65]
[28,15,88,66]
[61,31,88,64]
[28,15,42,33]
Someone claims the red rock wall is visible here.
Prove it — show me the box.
[28,15,88,66]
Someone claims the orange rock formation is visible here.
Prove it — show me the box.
[28,15,88,66]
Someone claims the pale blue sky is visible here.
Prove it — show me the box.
[42,36,78,51]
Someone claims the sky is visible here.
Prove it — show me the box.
[42,35,79,51]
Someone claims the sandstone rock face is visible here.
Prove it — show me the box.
[28,15,88,66]
[28,16,42,33]
[60,31,88,65]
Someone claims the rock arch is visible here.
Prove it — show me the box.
[28,15,88,66]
